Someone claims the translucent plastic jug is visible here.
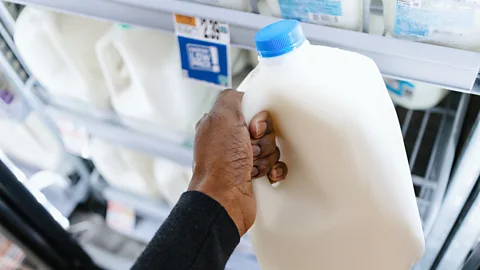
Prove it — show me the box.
[239,20,424,270]
[0,87,70,173]
[369,12,385,35]
[153,158,192,206]
[14,7,111,108]
[90,138,160,198]
[385,78,448,110]
[263,0,363,30]
[96,26,225,139]
[383,0,480,50]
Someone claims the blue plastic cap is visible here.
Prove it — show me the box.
[254,20,306,58]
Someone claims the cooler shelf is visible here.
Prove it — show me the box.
[5,0,480,93]
[38,83,467,235]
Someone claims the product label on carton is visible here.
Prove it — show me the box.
[106,201,136,233]
[394,0,478,42]
[278,0,343,26]
[0,234,25,270]
[174,14,231,88]
[54,118,90,158]
[385,78,415,99]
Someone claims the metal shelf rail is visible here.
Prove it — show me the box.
[6,0,480,93]
[396,93,468,237]
[415,113,480,270]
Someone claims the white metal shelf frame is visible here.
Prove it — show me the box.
[6,0,480,93]
[415,113,480,270]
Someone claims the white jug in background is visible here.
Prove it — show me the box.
[383,0,480,50]
[369,12,385,35]
[15,7,111,108]
[262,0,363,31]
[90,138,160,198]
[385,78,448,110]
[0,85,71,174]
[239,20,424,270]
[153,158,192,206]
[96,26,223,139]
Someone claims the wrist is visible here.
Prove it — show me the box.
[188,174,247,236]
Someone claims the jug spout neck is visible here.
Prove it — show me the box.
[258,41,309,66]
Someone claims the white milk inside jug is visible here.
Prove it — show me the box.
[96,26,228,139]
[385,78,448,110]
[90,138,160,198]
[14,7,111,108]
[239,20,424,270]
[383,0,480,50]
[263,0,363,30]
[153,158,192,206]
[0,87,70,173]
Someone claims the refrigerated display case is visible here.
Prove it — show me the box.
[0,0,480,269]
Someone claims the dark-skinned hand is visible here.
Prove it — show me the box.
[188,89,288,236]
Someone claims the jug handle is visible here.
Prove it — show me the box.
[41,14,81,79]
[95,34,131,98]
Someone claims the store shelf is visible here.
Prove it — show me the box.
[437,188,480,270]
[7,0,480,93]
[415,113,480,270]
[397,93,468,236]
[44,97,194,167]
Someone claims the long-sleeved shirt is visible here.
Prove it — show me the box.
[132,191,240,270]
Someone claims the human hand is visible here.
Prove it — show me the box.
[188,89,288,236]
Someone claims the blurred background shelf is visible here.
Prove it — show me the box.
[5,0,480,93]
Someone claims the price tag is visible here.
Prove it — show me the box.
[174,14,232,88]
[106,201,136,233]
[0,234,25,269]
[54,118,90,158]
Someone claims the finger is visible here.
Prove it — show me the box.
[195,113,208,130]
[252,132,276,158]
[268,161,288,184]
[249,111,274,139]
[252,147,280,179]
[211,89,245,124]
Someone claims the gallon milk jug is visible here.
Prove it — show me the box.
[263,0,363,31]
[239,20,425,270]
[14,7,111,108]
[0,87,70,173]
[153,158,192,206]
[90,138,161,198]
[385,78,448,110]
[96,26,224,139]
[369,12,385,35]
[383,0,480,50]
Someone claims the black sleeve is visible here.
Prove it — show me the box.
[131,191,240,270]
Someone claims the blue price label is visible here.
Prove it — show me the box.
[174,14,231,88]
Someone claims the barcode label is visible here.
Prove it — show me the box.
[398,0,422,8]
[309,13,339,24]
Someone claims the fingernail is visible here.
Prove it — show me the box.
[252,145,261,157]
[251,166,259,177]
[272,166,283,178]
[256,121,267,137]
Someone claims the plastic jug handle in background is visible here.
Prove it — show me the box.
[96,34,132,98]
[41,14,82,79]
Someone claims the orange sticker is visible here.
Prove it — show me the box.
[175,14,196,26]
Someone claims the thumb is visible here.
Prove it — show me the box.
[211,89,245,122]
